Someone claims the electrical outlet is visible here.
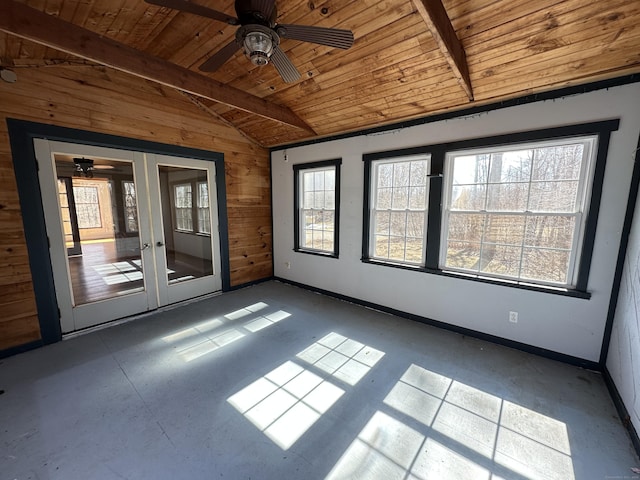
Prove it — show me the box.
[285,262,291,269]
[509,311,518,323]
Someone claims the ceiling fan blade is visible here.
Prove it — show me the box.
[235,0,277,25]
[277,24,354,49]
[199,40,241,72]
[271,47,301,83]
[145,0,238,25]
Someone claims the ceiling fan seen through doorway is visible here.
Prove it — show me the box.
[145,0,354,82]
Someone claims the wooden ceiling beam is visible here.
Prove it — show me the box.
[179,91,266,149]
[411,0,474,101]
[0,0,315,134]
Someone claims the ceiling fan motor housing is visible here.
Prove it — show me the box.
[235,0,278,28]
[237,24,280,66]
[154,0,354,81]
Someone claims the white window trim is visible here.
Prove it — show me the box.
[197,180,211,235]
[122,180,138,233]
[369,155,431,267]
[174,183,193,233]
[298,165,337,255]
[439,135,598,288]
[73,185,102,229]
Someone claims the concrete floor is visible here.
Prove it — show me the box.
[1,280,638,479]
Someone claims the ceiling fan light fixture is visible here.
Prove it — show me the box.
[73,157,94,178]
[151,0,354,82]
[243,30,274,66]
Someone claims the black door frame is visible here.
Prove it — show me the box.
[7,119,230,347]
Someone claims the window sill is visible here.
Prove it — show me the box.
[361,258,427,272]
[174,229,211,238]
[360,258,590,299]
[294,248,339,259]
[434,269,591,299]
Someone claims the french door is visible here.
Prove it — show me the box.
[34,139,222,333]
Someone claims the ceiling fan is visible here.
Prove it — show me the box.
[72,158,115,178]
[145,0,354,83]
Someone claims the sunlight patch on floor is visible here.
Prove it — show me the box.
[329,363,575,480]
[178,329,245,362]
[228,361,344,450]
[224,302,269,321]
[159,303,292,362]
[297,332,385,386]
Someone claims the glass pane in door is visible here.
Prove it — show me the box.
[54,155,145,305]
[158,165,214,284]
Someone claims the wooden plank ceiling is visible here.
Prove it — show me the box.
[1,0,639,147]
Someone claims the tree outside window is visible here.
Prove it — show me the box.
[442,138,594,287]
[73,186,101,229]
[174,184,193,232]
[197,181,211,234]
[123,181,138,233]
[362,122,617,294]
[294,159,341,257]
[173,181,211,234]
[370,156,430,265]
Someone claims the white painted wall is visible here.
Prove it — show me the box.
[271,83,640,362]
[606,186,640,436]
[173,231,213,260]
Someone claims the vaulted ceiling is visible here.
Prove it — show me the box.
[1,0,639,147]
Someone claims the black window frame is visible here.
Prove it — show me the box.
[293,158,342,258]
[366,153,432,267]
[362,120,620,298]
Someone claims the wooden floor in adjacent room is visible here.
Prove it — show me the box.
[68,240,212,305]
[0,281,637,479]
[67,241,144,305]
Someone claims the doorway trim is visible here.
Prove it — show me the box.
[7,119,231,345]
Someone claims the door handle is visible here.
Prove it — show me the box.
[141,243,151,251]
[156,241,165,247]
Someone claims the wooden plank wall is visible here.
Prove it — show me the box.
[0,64,272,352]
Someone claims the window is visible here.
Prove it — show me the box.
[441,137,595,288]
[369,155,430,265]
[362,120,619,295]
[123,181,138,233]
[174,184,193,232]
[197,181,211,234]
[173,181,211,234]
[294,159,341,257]
[73,186,101,228]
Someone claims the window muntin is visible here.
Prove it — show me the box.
[197,181,211,234]
[370,155,430,265]
[300,166,336,254]
[174,184,193,232]
[173,179,212,235]
[294,159,341,257]
[361,121,618,295]
[441,137,596,287]
[73,186,101,228]
[123,180,138,233]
